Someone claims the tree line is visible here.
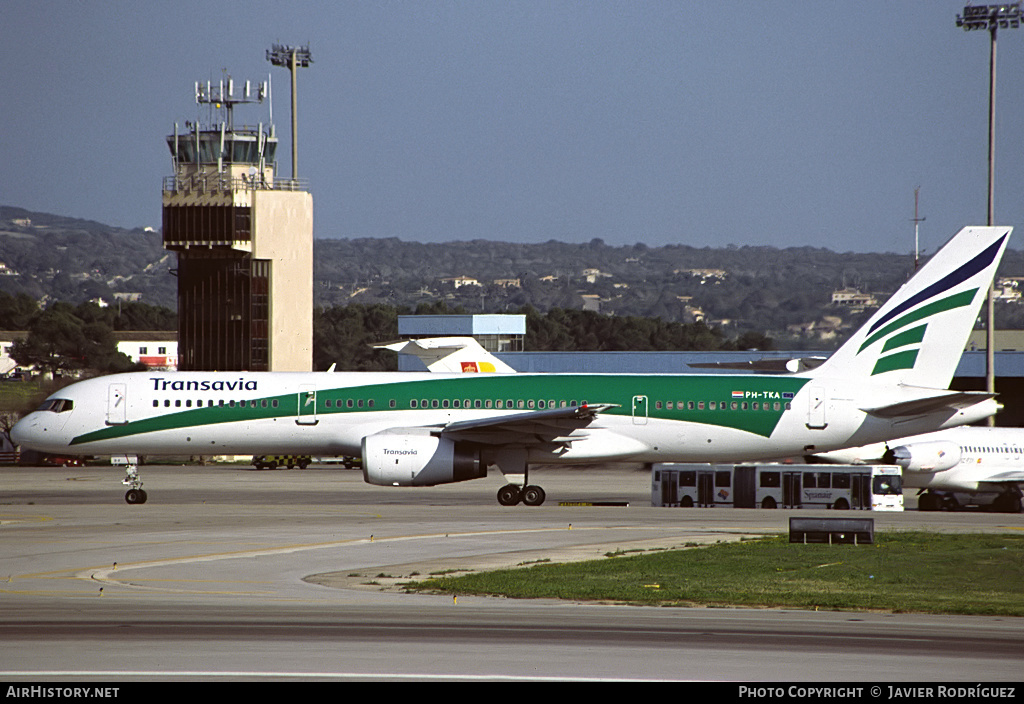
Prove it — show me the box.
[4,295,769,376]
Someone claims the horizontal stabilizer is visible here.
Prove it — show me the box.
[982,471,1024,483]
[861,391,997,419]
[689,357,827,374]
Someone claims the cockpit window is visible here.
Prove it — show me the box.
[36,398,74,413]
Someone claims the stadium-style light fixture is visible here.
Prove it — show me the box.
[266,44,313,181]
[955,3,1021,421]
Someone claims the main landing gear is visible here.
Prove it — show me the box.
[122,463,148,504]
[497,483,546,506]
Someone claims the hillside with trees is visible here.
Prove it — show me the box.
[6,206,1024,352]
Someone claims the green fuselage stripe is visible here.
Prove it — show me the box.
[70,374,811,446]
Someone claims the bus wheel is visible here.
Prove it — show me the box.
[832,498,849,510]
[762,497,777,509]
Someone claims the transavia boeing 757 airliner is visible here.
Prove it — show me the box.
[12,226,1012,506]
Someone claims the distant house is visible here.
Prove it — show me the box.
[0,331,28,376]
[493,278,521,288]
[994,278,1023,303]
[114,331,179,370]
[441,276,481,289]
[678,268,727,284]
[582,268,611,284]
[831,289,878,308]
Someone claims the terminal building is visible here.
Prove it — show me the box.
[162,78,312,372]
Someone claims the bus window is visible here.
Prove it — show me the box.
[715,471,731,487]
[804,472,817,488]
[873,474,902,495]
[679,471,696,487]
[833,473,850,489]
[760,471,780,488]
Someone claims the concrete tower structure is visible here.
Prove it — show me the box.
[162,78,312,372]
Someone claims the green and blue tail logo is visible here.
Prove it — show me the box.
[856,234,1006,376]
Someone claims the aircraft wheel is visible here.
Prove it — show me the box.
[994,493,1022,513]
[497,484,522,506]
[918,493,939,512]
[125,489,146,505]
[522,485,546,506]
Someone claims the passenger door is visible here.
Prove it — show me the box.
[106,383,127,425]
[297,385,317,425]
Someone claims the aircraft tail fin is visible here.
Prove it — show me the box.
[374,336,517,373]
[808,226,1011,387]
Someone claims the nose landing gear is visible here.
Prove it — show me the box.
[122,463,148,504]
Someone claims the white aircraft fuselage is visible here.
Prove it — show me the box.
[815,425,1024,499]
[10,225,1015,505]
[12,370,998,463]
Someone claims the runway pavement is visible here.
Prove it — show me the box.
[1,463,1023,682]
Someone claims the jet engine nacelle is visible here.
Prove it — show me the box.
[361,431,485,486]
[885,440,961,473]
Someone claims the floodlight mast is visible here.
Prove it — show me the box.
[266,43,312,182]
[955,3,1021,423]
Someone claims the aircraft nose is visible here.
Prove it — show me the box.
[10,412,61,452]
[10,414,38,448]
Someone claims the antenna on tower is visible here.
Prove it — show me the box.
[194,73,267,130]
[911,187,926,270]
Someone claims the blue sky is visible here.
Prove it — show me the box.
[3,1,1023,253]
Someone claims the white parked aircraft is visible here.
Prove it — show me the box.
[813,425,1024,512]
[12,226,1011,506]
[373,337,516,373]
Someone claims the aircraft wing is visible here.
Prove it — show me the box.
[860,391,997,419]
[432,403,618,445]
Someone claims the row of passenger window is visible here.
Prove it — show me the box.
[153,398,280,409]
[150,396,794,413]
[656,400,792,412]
[408,399,586,410]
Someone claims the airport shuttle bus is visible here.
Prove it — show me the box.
[651,463,904,511]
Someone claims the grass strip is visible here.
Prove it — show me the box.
[406,532,1024,615]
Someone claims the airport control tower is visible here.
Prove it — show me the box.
[162,77,313,372]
